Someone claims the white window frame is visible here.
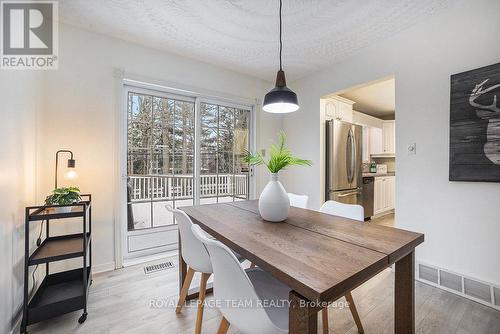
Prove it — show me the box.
[115,77,256,265]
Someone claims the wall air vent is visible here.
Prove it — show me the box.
[494,287,500,307]
[416,261,499,311]
[440,270,462,292]
[418,264,438,284]
[464,278,492,303]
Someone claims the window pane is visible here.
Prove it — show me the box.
[153,200,173,227]
[200,151,217,174]
[219,106,234,129]
[218,152,233,174]
[128,202,152,230]
[200,103,217,128]
[127,90,195,231]
[201,127,217,150]
[174,152,193,175]
[153,97,173,152]
[235,108,249,129]
[152,148,172,175]
[218,129,234,153]
[233,128,248,155]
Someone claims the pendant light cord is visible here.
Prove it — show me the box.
[279,0,283,71]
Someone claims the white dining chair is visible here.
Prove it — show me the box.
[319,200,364,221]
[319,200,365,334]
[167,205,244,334]
[191,224,290,334]
[288,193,309,209]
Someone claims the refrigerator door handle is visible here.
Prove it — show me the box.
[346,129,354,184]
[351,128,357,184]
[336,190,362,197]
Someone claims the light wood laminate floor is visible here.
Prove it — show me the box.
[29,214,500,334]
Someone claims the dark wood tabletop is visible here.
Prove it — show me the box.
[181,200,424,333]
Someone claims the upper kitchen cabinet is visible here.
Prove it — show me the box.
[382,120,395,154]
[323,96,354,122]
[362,126,371,163]
[369,127,383,155]
[371,120,395,157]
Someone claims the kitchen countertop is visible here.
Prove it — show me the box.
[362,172,396,177]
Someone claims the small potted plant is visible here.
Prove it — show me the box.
[244,131,311,222]
[45,187,82,213]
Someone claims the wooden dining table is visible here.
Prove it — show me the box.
[180,200,424,334]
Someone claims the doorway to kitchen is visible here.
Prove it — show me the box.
[322,76,396,223]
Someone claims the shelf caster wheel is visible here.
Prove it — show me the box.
[78,312,87,324]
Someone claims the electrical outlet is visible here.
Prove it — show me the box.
[407,143,416,155]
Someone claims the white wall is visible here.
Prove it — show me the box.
[283,0,500,284]
[37,24,282,270]
[0,71,42,334]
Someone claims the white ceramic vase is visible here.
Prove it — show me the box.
[258,173,290,222]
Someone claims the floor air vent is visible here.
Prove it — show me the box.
[144,261,175,274]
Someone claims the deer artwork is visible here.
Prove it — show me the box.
[469,79,500,165]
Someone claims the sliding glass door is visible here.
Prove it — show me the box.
[200,102,250,204]
[124,86,253,259]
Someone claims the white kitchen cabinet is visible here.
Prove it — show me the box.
[336,102,353,122]
[324,96,354,122]
[352,110,383,128]
[382,121,395,154]
[374,177,384,214]
[374,176,395,215]
[369,127,383,155]
[362,126,370,163]
[384,176,395,210]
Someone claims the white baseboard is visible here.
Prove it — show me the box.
[93,261,116,274]
[123,250,178,267]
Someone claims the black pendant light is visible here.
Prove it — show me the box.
[263,0,299,113]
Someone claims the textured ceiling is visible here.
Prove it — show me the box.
[340,78,395,118]
[59,0,455,82]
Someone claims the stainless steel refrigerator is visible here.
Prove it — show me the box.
[325,119,363,205]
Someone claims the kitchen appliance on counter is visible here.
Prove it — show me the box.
[325,119,363,206]
[362,177,374,220]
[376,164,388,174]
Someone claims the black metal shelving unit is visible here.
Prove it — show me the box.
[21,194,92,334]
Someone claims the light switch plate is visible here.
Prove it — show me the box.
[407,143,416,155]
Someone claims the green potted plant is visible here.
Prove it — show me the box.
[45,187,82,213]
[244,131,311,222]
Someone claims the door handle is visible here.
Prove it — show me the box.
[337,191,361,197]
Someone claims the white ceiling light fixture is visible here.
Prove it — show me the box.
[262,0,299,114]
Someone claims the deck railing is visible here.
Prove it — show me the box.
[128,174,248,202]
